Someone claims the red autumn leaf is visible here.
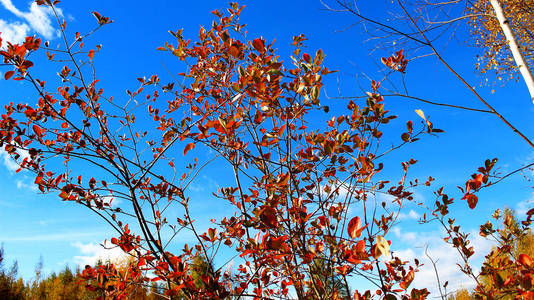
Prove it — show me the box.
[469,174,484,190]
[4,70,14,80]
[315,242,324,253]
[208,227,217,241]
[89,177,96,189]
[92,11,102,21]
[355,239,366,252]
[465,193,478,209]
[260,206,278,228]
[278,173,290,186]
[35,175,44,185]
[254,111,262,124]
[228,46,239,57]
[302,53,311,63]
[348,216,367,239]
[519,254,532,268]
[33,124,44,137]
[138,257,146,267]
[335,265,352,275]
[400,270,414,289]
[267,236,286,250]
[345,251,361,265]
[252,38,265,53]
[183,143,195,155]
[88,49,95,60]
[59,190,69,200]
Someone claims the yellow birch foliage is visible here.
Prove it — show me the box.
[468,0,534,82]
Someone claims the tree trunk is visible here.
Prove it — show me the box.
[489,0,534,104]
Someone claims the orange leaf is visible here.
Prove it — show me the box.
[59,190,69,200]
[138,257,146,267]
[228,46,239,57]
[33,124,44,137]
[267,236,286,250]
[183,143,195,155]
[88,49,95,60]
[519,254,532,268]
[400,270,414,289]
[348,216,366,239]
[345,252,361,265]
[278,173,290,186]
[355,239,366,252]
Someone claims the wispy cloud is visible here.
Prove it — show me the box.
[0,231,101,242]
[515,192,533,217]
[391,226,417,242]
[0,18,29,44]
[98,194,121,208]
[0,148,20,172]
[393,229,496,297]
[0,0,60,44]
[72,241,127,267]
[187,175,220,193]
[397,209,420,221]
[16,176,38,192]
[0,146,38,192]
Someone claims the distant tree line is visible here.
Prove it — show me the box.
[0,247,166,300]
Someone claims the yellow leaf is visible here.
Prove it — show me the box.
[376,235,390,258]
[415,109,425,120]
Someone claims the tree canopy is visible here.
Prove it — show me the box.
[0,1,533,299]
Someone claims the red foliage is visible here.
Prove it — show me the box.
[1,1,531,300]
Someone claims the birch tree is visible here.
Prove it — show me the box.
[469,0,534,103]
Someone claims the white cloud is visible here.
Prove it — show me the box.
[0,0,60,44]
[186,175,220,193]
[0,148,20,172]
[0,18,29,44]
[98,194,121,208]
[72,240,128,267]
[0,145,30,173]
[515,193,533,217]
[393,229,496,297]
[16,176,38,192]
[391,226,417,242]
[397,209,420,221]
[0,147,39,192]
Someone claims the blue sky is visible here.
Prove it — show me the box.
[0,0,533,295]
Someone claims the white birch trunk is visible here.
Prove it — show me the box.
[489,0,534,104]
